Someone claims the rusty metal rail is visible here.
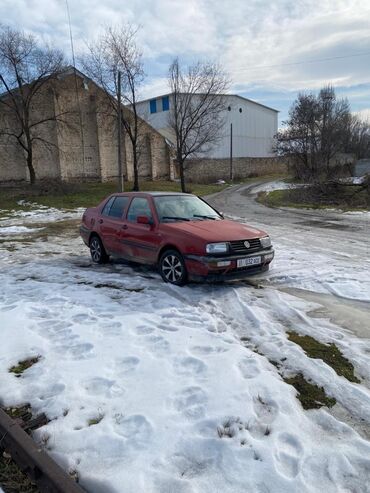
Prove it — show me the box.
[0,408,85,493]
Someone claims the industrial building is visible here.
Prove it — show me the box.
[135,93,279,159]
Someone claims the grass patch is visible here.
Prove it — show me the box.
[284,374,336,409]
[0,406,39,492]
[3,404,32,421]
[9,357,40,377]
[0,454,39,493]
[257,183,369,211]
[287,332,360,383]
[88,414,104,426]
[0,180,230,212]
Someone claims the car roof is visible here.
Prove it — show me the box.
[110,191,195,197]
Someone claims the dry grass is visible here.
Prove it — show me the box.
[9,357,41,378]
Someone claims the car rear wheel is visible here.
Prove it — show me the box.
[159,249,187,286]
[90,236,109,264]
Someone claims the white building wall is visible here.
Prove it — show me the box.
[135,94,278,159]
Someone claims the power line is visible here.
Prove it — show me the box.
[230,50,370,73]
[65,0,86,172]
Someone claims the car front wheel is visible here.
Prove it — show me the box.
[90,236,109,264]
[159,249,187,286]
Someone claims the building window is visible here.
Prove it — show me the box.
[150,99,157,114]
[162,96,170,111]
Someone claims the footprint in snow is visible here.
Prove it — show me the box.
[142,335,170,357]
[190,345,228,356]
[71,313,97,324]
[83,376,125,398]
[39,383,66,400]
[132,325,155,336]
[253,396,279,425]
[97,321,122,336]
[238,357,261,379]
[173,357,207,376]
[28,307,53,320]
[172,386,208,419]
[62,342,95,360]
[115,414,153,446]
[38,320,73,331]
[157,323,179,332]
[274,432,303,478]
[115,356,140,374]
[0,304,17,312]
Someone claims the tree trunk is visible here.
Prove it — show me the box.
[26,149,36,185]
[132,145,140,191]
[179,157,186,193]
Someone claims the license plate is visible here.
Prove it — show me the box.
[237,256,261,268]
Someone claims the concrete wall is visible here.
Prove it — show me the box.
[0,71,171,184]
[184,157,288,183]
[0,103,27,182]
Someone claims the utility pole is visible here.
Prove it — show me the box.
[229,122,233,181]
[117,70,124,192]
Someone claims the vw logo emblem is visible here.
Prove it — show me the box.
[244,240,250,248]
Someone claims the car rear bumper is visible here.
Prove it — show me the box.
[80,225,90,246]
[184,248,274,283]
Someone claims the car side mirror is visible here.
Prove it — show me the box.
[137,215,152,225]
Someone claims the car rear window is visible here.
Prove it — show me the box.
[101,197,115,216]
[108,196,129,218]
[102,196,129,218]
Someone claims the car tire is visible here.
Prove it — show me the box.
[89,235,109,264]
[159,249,187,286]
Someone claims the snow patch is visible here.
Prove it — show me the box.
[1,204,370,492]
[0,225,44,236]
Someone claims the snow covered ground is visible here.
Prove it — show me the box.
[1,196,370,493]
[248,180,297,194]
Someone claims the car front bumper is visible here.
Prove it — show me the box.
[184,248,274,282]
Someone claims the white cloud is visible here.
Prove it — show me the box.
[1,0,370,108]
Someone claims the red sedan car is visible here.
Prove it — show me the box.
[80,192,274,285]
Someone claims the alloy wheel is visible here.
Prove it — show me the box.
[90,238,102,262]
[160,251,187,285]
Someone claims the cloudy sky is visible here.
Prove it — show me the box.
[1,0,370,123]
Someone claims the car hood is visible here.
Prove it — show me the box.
[162,219,267,241]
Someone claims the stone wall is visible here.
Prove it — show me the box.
[0,104,27,182]
[184,157,288,183]
[0,71,171,184]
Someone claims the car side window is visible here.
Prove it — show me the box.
[101,197,115,216]
[108,196,129,218]
[127,197,153,223]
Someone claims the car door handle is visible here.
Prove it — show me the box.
[98,219,103,224]
[121,224,128,230]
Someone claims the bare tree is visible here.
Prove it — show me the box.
[168,58,229,192]
[0,25,66,184]
[275,86,356,182]
[81,25,144,191]
[343,114,370,159]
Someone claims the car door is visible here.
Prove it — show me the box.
[122,196,161,263]
[99,196,130,255]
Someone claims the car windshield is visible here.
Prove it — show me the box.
[154,195,221,222]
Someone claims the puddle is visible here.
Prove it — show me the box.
[296,220,356,231]
[279,287,370,339]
